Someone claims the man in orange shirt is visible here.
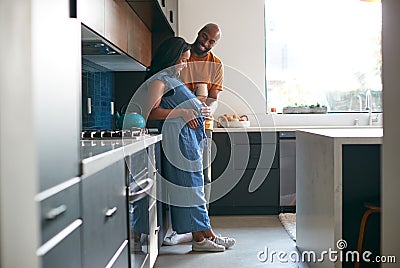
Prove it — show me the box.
[163,23,224,246]
[182,23,223,207]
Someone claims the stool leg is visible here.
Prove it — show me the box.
[355,208,380,268]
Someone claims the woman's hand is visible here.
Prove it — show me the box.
[180,109,200,129]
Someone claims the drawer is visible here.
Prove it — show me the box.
[41,221,82,268]
[105,240,129,268]
[39,178,80,244]
[130,149,148,178]
[233,143,278,169]
[82,159,127,267]
[231,132,277,145]
[210,168,280,207]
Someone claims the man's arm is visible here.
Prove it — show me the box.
[206,89,220,113]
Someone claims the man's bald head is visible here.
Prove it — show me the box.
[192,23,222,57]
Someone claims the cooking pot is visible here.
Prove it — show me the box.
[115,104,146,129]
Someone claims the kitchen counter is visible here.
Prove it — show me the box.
[296,128,382,268]
[296,127,382,139]
[213,125,382,132]
[80,134,162,177]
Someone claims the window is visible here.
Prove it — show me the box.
[265,0,382,113]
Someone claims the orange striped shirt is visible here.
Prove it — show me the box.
[180,51,223,130]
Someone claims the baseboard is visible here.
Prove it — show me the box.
[208,206,279,216]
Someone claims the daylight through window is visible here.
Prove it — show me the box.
[265,0,382,113]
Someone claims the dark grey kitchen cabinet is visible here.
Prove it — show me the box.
[35,0,81,193]
[36,178,82,268]
[39,179,81,244]
[41,222,82,268]
[32,0,82,266]
[128,143,159,268]
[81,159,128,268]
[209,132,280,215]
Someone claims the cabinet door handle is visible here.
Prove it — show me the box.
[129,178,154,202]
[69,0,77,18]
[45,204,67,220]
[105,207,118,217]
[155,226,160,235]
[169,10,173,23]
[161,0,166,7]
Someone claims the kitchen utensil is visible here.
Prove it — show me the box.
[115,103,146,129]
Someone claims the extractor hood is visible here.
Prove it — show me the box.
[81,25,147,71]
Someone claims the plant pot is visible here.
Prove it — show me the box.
[282,106,327,114]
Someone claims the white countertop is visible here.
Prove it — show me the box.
[80,134,162,177]
[296,127,383,144]
[213,125,382,132]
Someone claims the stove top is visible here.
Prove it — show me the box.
[81,129,146,139]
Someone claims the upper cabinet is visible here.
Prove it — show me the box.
[165,0,177,34]
[78,0,152,67]
[78,0,177,67]
[104,0,129,53]
[157,0,167,15]
[127,6,152,67]
[126,0,176,56]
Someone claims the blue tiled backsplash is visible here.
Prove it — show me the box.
[82,59,114,130]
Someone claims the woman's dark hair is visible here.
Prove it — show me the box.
[145,37,191,79]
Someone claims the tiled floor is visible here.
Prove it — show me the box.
[154,215,309,268]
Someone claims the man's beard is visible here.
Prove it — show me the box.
[193,39,211,56]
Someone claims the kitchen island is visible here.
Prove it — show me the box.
[296,128,382,268]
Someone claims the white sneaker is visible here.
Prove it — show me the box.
[192,238,225,252]
[163,231,193,246]
[213,234,236,249]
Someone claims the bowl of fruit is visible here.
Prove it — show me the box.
[217,114,250,128]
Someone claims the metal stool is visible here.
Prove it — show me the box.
[355,201,381,268]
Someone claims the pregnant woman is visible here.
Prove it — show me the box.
[145,37,235,252]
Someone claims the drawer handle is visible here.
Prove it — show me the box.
[105,207,117,217]
[45,204,67,220]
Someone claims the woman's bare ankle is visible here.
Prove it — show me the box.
[192,231,205,242]
[202,230,215,240]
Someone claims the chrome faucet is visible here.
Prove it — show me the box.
[365,90,375,125]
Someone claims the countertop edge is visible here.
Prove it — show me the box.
[296,128,383,144]
[213,126,382,132]
[81,134,162,177]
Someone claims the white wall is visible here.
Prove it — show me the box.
[0,1,40,268]
[178,0,267,118]
[382,0,400,264]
